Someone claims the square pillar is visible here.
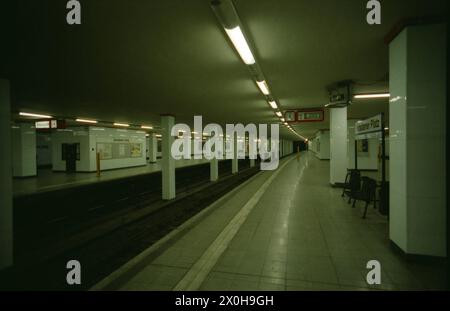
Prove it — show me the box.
[12,123,37,177]
[0,79,13,270]
[232,133,238,174]
[161,115,175,200]
[330,107,348,185]
[389,24,446,257]
[210,158,218,181]
[149,133,157,163]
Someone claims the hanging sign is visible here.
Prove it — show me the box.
[35,119,66,131]
[355,114,382,135]
[284,111,296,122]
[285,108,324,123]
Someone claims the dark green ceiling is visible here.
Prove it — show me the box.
[1,0,447,139]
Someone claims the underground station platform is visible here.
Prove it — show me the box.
[0,0,448,309]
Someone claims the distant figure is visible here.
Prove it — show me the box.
[296,146,300,162]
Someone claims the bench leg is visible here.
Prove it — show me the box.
[362,201,369,219]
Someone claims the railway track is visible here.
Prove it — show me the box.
[1,159,257,290]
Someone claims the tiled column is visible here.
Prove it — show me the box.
[389,24,446,257]
[232,133,238,174]
[161,115,175,200]
[0,79,13,270]
[330,107,348,185]
[347,120,357,169]
[12,123,37,177]
[210,158,218,182]
[149,133,157,163]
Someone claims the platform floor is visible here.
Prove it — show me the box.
[95,152,447,291]
[13,159,212,196]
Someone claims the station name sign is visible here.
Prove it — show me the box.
[355,114,382,135]
[284,108,324,123]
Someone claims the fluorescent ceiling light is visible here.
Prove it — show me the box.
[141,125,153,129]
[280,118,285,122]
[354,93,390,99]
[19,112,52,119]
[114,123,129,127]
[256,80,270,95]
[76,118,97,124]
[275,111,282,117]
[224,26,255,65]
[269,101,278,109]
[156,134,162,138]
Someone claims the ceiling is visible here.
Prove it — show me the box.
[1,0,447,139]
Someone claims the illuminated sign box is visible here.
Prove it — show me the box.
[285,108,324,123]
[35,120,66,130]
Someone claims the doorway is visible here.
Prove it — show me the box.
[62,143,79,173]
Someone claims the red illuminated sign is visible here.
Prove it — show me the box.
[285,108,324,123]
[35,120,66,131]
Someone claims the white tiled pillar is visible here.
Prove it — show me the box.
[0,79,13,270]
[389,24,447,257]
[210,158,218,182]
[161,115,175,200]
[231,133,238,174]
[149,133,157,163]
[12,123,37,177]
[347,120,357,169]
[330,107,348,185]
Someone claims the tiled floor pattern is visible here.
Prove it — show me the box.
[115,153,447,291]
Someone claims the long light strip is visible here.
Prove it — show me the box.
[76,118,98,124]
[141,125,153,129]
[113,123,130,127]
[224,26,256,65]
[269,101,278,109]
[19,112,52,118]
[256,80,270,95]
[354,93,390,99]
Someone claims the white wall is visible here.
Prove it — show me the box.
[280,139,293,157]
[312,130,330,160]
[12,123,37,177]
[347,120,379,171]
[52,127,91,172]
[89,127,147,171]
[389,24,447,257]
[52,126,147,172]
[36,132,52,167]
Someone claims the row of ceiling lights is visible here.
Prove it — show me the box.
[18,112,154,130]
[211,0,305,141]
